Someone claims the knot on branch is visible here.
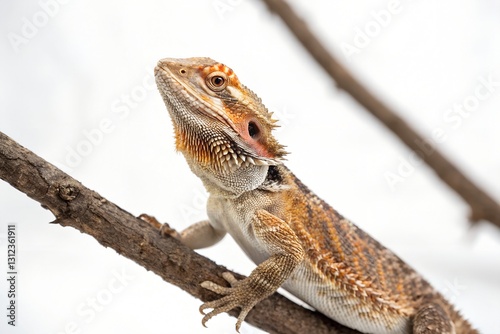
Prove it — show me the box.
[58,183,80,201]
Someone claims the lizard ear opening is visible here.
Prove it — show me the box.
[241,117,286,161]
[248,121,261,139]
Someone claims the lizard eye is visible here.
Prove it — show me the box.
[248,121,261,139]
[206,72,228,91]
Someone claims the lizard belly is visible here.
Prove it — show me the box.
[282,263,411,334]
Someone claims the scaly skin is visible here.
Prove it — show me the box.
[154,57,478,334]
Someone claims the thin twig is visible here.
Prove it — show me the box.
[0,131,360,334]
[260,0,500,228]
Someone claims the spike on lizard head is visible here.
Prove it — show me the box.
[154,57,287,173]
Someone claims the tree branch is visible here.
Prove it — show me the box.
[0,131,361,333]
[260,0,500,228]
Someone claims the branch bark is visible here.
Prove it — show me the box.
[0,131,361,333]
[260,0,500,228]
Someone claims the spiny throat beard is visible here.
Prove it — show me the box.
[174,122,273,173]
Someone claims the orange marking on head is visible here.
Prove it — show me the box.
[201,63,241,89]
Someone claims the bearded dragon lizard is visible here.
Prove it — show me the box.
[152,57,478,334]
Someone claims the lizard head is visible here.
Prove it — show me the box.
[155,57,287,195]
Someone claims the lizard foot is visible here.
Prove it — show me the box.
[200,272,260,332]
[138,214,180,238]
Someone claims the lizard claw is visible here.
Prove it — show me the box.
[200,298,248,333]
[138,213,180,238]
[199,272,260,332]
[138,213,162,229]
[158,223,181,238]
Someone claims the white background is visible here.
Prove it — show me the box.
[1,0,499,333]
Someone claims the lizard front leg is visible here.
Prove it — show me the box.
[199,209,305,332]
[139,214,226,249]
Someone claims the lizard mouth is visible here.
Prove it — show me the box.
[154,62,239,135]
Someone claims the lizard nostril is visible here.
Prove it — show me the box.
[179,69,186,74]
